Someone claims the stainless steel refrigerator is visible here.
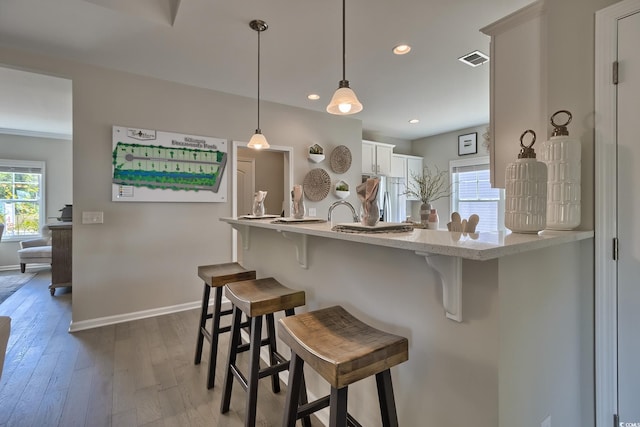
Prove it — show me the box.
[362,175,407,223]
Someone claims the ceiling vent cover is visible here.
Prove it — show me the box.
[458,50,489,67]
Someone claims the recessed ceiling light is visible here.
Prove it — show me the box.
[408,119,420,124]
[393,44,411,55]
[307,94,320,100]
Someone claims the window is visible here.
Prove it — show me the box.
[0,160,46,240]
[450,156,504,232]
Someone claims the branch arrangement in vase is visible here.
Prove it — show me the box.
[404,166,451,205]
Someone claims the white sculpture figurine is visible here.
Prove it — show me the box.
[447,212,479,233]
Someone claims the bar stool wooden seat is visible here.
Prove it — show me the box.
[194,263,256,389]
[278,305,409,427]
[220,277,310,427]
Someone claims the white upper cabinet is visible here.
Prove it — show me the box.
[362,140,395,175]
[391,153,423,201]
[391,154,406,178]
[481,0,546,188]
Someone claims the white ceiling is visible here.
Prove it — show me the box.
[0,0,532,141]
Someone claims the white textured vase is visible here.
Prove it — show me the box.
[505,158,548,233]
[505,130,548,234]
[540,114,581,230]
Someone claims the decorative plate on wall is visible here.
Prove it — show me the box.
[330,145,352,174]
[303,168,331,201]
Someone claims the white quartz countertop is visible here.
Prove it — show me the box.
[221,217,593,261]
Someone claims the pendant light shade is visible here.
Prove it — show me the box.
[248,131,268,150]
[327,0,363,115]
[248,19,270,150]
[326,81,363,115]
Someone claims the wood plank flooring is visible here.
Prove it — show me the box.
[0,269,321,427]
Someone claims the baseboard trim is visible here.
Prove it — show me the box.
[68,296,232,332]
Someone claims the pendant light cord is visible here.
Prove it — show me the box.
[257,28,261,131]
[342,0,346,82]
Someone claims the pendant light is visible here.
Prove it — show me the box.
[326,0,363,115]
[248,19,270,150]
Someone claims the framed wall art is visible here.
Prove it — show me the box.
[111,126,228,202]
[458,132,478,156]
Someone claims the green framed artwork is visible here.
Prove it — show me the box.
[111,126,228,202]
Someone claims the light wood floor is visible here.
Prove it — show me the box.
[0,269,320,427]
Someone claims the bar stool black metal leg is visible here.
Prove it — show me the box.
[298,375,313,427]
[283,308,312,427]
[283,352,304,427]
[221,306,243,414]
[194,284,211,365]
[265,313,281,393]
[375,369,399,427]
[245,315,263,427]
[206,286,224,389]
[329,386,348,427]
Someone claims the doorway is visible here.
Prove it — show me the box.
[230,141,293,262]
[237,157,255,218]
[595,1,640,426]
[0,66,73,271]
[613,8,640,425]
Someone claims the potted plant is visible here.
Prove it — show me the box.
[308,144,325,163]
[334,181,350,199]
[404,166,451,226]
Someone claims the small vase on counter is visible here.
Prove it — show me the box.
[252,191,267,216]
[291,185,305,219]
[420,203,431,227]
[427,209,439,230]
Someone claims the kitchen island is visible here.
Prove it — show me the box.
[221,217,594,427]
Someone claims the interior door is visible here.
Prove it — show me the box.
[617,10,640,424]
[236,158,255,216]
[236,158,254,262]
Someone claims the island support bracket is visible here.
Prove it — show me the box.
[230,224,250,250]
[278,231,308,269]
[231,224,308,269]
[416,252,462,322]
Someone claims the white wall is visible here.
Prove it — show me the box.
[0,133,72,267]
[0,45,363,326]
[499,240,594,427]
[546,0,618,232]
[410,124,489,224]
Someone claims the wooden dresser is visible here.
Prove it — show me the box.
[48,223,72,296]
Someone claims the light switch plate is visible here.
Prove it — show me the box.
[82,211,104,224]
[308,208,317,217]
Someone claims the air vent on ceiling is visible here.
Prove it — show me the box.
[458,50,489,67]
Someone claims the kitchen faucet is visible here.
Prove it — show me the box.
[328,200,359,223]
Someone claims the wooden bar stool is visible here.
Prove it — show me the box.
[278,305,409,427]
[220,277,310,427]
[194,263,256,389]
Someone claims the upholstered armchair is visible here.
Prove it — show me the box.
[17,227,52,273]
